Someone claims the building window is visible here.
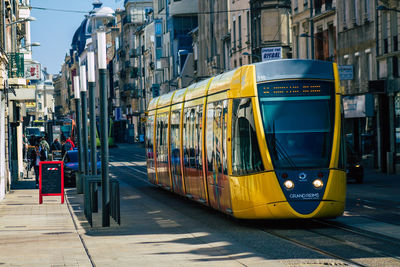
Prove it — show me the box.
[294,0,298,12]
[233,19,236,49]
[366,49,372,80]
[238,15,242,48]
[395,93,400,153]
[393,57,399,78]
[384,38,389,54]
[158,0,165,12]
[343,0,347,27]
[304,0,308,6]
[247,11,250,43]
[394,35,398,52]
[353,0,359,25]
[355,52,361,82]
[364,0,370,21]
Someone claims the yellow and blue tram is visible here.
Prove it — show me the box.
[146,59,346,219]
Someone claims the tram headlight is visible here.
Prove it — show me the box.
[283,180,294,190]
[313,179,324,189]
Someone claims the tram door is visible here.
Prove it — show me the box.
[146,115,156,184]
[170,109,185,195]
[206,100,231,212]
[183,105,207,202]
[156,113,170,187]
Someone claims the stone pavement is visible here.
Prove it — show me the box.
[0,163,399,266]
[0,177,284,266]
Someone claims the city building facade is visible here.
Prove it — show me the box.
[198,0,228,76]
[250,0,292,62]
[336,0,377,170]
[230,0,252,67]
[375,0,400,173]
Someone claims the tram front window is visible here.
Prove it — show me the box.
[259,81,334,169]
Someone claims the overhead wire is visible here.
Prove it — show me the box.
[30,6,254,15]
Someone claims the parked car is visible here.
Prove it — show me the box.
[346,142,364,184]
[63,149,101,187]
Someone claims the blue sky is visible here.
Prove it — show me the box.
[31,0,124,74]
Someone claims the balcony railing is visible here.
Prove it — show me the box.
[8,53,24,78]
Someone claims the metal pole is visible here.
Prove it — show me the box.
[88,52,98,213]
[74,98,82,193]
[80,66,89,175]
[88,82,97,175]
[73,76,83,194]
[310,0,314,59]
[98,31,110,227]
[99,68,109,226]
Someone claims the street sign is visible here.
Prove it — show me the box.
[262,47,282,61]
[338,65,354,80]
[52,150,62,161]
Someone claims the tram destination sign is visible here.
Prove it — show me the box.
[258,80,333,98]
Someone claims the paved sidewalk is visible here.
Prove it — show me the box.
[0,181,91,266]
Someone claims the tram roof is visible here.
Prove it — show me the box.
[184,78,212,101]
[157,91,176,108]
[255,59,334,82]
[208,69,236,95]
[147,96,160,111]
[171,88,187,105]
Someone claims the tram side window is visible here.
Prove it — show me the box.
[156,118,162,163]
[232,98,264,175]
[162,114,169,164]
[183,108,191,168]
[183,106,203,170]
[206,104,214,173]
[146,116,154,160]
[206,101,226,175]
[195,105,203,170]
[170,110,181,175]
[222,100,228,175]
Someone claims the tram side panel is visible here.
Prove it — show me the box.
[182,104,207,202]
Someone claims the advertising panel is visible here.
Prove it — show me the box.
[24,63,41,80]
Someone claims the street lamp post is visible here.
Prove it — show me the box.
[5,16,36,27]
[73,76,83,194]
[87,51,98,212]
[80,65,89,177]
[97,30,110,227]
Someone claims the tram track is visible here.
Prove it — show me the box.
[110,145,400,266]
[252,218,400,267]
[257,227,367,267]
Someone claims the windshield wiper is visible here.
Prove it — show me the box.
[268,124,298,169]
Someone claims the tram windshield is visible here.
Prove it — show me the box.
[258,80,334,169]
